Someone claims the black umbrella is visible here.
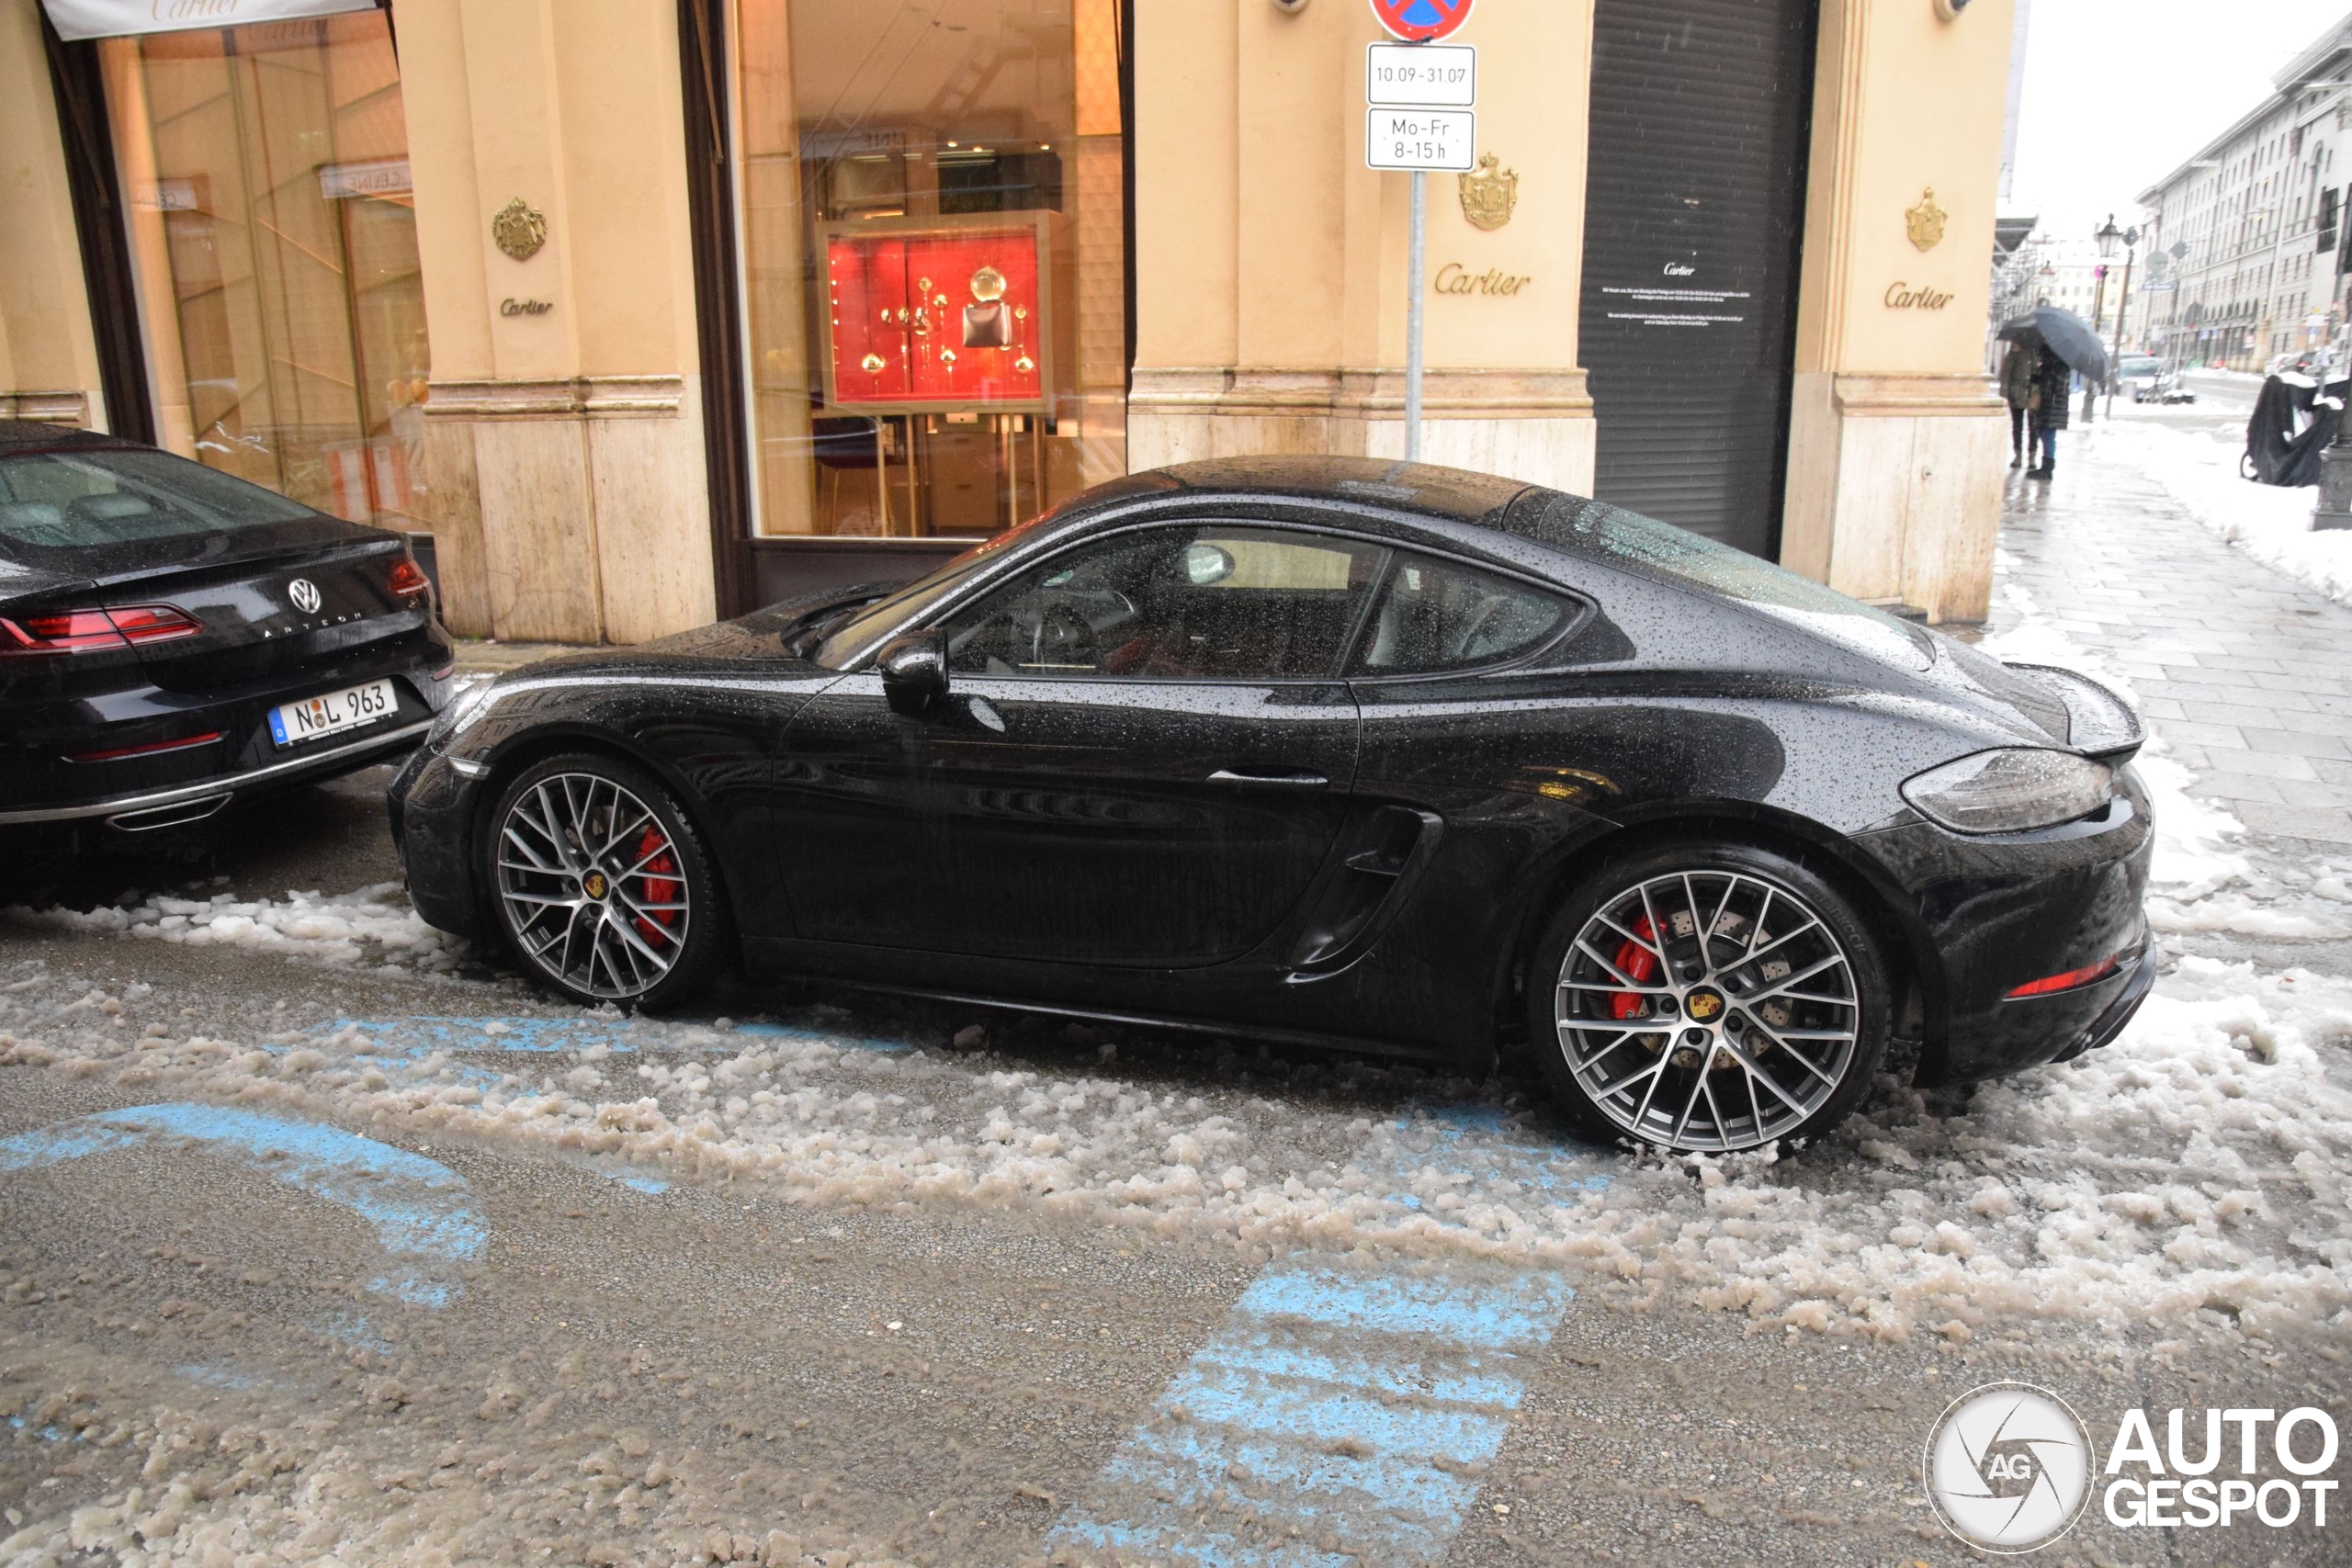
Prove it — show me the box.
[1999,307,2107,384]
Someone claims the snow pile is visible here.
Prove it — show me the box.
[7,954,2348,1345]
[1657,954,2352,1342]
[6,882,468,973]
[2087,420,2352,606]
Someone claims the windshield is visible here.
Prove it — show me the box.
[812,527,1034,668]
[0,446,316,562]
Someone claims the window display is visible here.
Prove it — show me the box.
[733,0,1126,541]
[96,11,433,532]
[821,216,1068,412]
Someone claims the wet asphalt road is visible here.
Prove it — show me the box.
[3,765,2345,1567]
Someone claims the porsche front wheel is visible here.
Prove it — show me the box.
[1530,842,1890,1154]
[485,754,729,1010]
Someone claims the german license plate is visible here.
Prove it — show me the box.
[267,678,397,747]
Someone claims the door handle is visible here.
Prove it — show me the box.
[1209,768,1329,788]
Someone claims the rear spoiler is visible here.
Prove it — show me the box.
[2008,663,2145,764]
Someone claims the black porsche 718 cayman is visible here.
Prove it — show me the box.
[0,420,454,844]
[390,457,2153,1155]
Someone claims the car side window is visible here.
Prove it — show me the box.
[941,525,1386,681]
[1348,551,1572,676]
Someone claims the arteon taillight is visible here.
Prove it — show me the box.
[0,604,202,654]
[2006,953,2122,999]
[388,558,432,598]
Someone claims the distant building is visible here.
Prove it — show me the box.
[2136,10,2352,370]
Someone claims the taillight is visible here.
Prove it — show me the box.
[389,558,432,598]
[0,604,202,654]
[2006,953,2121,999]
[107,604,203,645]
[67,730,222,763]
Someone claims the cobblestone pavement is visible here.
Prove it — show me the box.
[1987,423,2352,846]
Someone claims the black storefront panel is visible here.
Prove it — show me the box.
[1579,0,1819,558]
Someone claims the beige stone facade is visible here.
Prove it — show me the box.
[2,0,2020,635]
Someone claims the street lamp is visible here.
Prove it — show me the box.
[2086,216,2137,421]
[2103,220,2139,419]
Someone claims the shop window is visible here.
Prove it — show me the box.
[96,10,432,532]
[733,0,1127,542]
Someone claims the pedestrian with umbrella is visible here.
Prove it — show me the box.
[1998,308,2108,481]
[1999,338,2035,468]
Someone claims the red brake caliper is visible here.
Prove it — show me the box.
[1610,914,1660,1021]
[631,825,680,949]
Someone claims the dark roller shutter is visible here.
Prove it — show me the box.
[1579,0,1819,556]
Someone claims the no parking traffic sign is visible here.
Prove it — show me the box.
[1370,0,1476,45]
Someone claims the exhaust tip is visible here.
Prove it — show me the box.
[107,793,232,832]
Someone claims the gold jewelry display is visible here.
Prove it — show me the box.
[970,265,1007,302]
[859,353,887,374]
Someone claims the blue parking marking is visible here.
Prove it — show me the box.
[1236,1267,1569,1348]
[314,1311,396,1356]
[0,1103,485,1308]
[1049,1112,1607,1565]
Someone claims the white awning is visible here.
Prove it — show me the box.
[42,0,379,43]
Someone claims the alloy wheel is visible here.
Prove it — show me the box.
[494,772,691,1000]
[1555,868,1860,1153]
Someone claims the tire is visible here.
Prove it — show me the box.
[482,752,730,1011]
[1527,839,1890,1155]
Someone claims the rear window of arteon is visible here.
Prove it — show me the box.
[0,448,314,558]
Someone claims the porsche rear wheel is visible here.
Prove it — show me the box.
[1530,841,1890,1154]
[486,754,728,1010]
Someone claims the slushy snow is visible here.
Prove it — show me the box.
[2087,419,2352,607]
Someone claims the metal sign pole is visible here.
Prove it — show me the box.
[1364,7,1476,468]
[1407,169,1426,463]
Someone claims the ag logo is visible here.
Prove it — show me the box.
[1924,1382,2096,1552]
[288,578,322,615]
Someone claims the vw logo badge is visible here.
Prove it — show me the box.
[1923,1382,2096,1552]
[288,578,322,615]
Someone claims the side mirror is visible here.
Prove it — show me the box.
[876,630,948,715]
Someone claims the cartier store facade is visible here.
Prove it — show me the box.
[6,0,2025,641]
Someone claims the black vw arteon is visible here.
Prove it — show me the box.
[0,421,454,849]
[390,457,2154,1155]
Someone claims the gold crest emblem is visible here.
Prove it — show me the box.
[1905,187,1948,253]
[492,197,548,262]
[1457,152,1519,232]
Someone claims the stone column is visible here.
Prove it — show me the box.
[0,1,105,432]
[400,0,717,644]
[1127,0,1595,489]
[1780,0,2015,625]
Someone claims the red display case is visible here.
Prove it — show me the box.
[820,212,1066,414]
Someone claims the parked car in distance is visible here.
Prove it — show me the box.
[390,457,2154,1156]
[2134,372,2199,405]
[0,420,456,855]
[2116,353,2163,399]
